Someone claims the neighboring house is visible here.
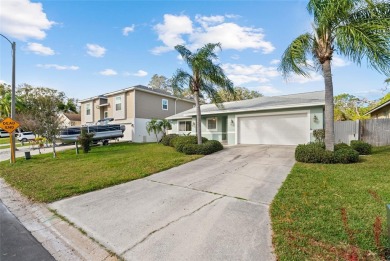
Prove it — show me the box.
[80,85,195,142]
[364,100,390,119]
[59,113,81,127]
[167,91,325,145]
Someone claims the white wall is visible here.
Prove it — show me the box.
[133,118,163,143]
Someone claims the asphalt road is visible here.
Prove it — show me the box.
[0,200,54,261]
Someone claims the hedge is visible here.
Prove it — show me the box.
[171,136,208,152]
[350,140,372,155]
[295,143,359,164]
[161,134,179,146]
[181,140,224,155]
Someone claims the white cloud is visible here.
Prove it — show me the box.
[270,59,280,65]
[133,70,148,77]
[254,85,282,95]
[288,71,323,84]
[100,69,117,76]
[222,63,279,85]
[332,55,350,67]
[0,0,55,40]
[122,25,135,36]
[152,14,193,55]
[24,42,55,55]
[231,54,240,60]
[86,44,106,57]
[37,64,79,70]
[152,14,275,55]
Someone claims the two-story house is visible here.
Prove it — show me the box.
[79,85,195,142]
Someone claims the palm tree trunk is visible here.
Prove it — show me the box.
[194,91,202,144]
[322,59,335,151]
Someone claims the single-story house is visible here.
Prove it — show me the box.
[167,91,325,145]
[80,85,195,142]
[59,113,81,127]
[364,100,390,119]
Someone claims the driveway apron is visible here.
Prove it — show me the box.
[49,145,296,261]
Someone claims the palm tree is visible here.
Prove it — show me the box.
[158,119,172,137]
[171,43,233,144]
[279,0,390,150]
[146,119,162,142]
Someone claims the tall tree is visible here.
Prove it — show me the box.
[148,74,171,92]
[279,0,390,150]
[334,93,373,120]
[18,87,66,158]
[171,43,233,144]
[217,86,262,102]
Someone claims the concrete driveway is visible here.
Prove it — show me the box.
[49,145,296,261]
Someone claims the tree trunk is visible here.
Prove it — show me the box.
[52,138,56,158]
[194,91,202,144]
[322,59,335,151]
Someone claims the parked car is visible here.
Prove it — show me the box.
[17,132,36,142]
[0,130,10,138]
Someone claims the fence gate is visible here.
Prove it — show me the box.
[334,120,359,144]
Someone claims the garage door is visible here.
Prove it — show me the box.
[237,113,309,145]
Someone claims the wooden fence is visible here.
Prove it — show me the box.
[334,118,390,146]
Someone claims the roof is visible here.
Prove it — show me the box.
[364,100,390,116]
[167,90,325,120]
[79,85,195,103]
[63,113,81,121]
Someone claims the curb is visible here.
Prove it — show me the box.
[0,178,117,261]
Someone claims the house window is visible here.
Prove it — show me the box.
[86,103,91,115]
[162,99,168,110]
[207,118,217,130]
[115,96,122,111]
[104,111,108,118]
[178,120,192,132]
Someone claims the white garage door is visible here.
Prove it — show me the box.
[237,113,309,145]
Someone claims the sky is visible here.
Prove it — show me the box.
[0,0,388,101]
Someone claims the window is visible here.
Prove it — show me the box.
[162,99,168,110]
[178,120,192,132]
[104,111,108,118]
[207,118,217,130]
[115,96,122,111]
[86,103,91,115]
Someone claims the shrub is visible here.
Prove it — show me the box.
[295,143,330,163]
[161,134,179,146]
[182,140,223,155]
[313,129,325,143]
[78,129,94,153]
[350,140,372,155]
[295,143,359,164]
[334,142,350,151]
[172,136,208,153]
[334,148,359,164]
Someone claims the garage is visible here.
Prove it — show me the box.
[237,112,310,145]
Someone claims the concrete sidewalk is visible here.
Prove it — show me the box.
[0,144,75,162]
[50,145,296,261]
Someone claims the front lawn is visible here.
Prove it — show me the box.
[271,146,390,260]
[0,143,202,202]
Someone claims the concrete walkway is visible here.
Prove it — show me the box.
[0,144,76,162]
[50,145,296,261]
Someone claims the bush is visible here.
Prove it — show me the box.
[172,136,208,153]
[350,140,372,155]
[181,140,224,155]
[334,142,350,151]
[161,134,179,146]
[78,129,94,153]
[295,143,332,163]
[313,129,325,143]
[295,143,359,164]
[334,148,359,164]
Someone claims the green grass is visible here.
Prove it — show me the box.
[0,137,11,145]
[271,146,390,260]
[0,142,202,202]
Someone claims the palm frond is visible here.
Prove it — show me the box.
[279,33,315,79]
[175,45,193,68]
[170,69,193,94]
